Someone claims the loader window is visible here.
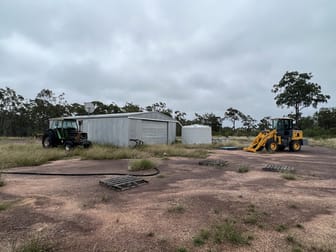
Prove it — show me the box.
[272,119,283,130]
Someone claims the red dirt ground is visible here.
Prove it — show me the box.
[1,146,335,251]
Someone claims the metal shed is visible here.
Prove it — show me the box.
[64,112,176,147]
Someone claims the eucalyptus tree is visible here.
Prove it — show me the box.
[272,71,330,125]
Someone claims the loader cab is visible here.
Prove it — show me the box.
[272,118,294,146]
[272,118,293,131]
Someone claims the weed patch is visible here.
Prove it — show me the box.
[193,229,210,246]
[243,204,264,226]
[0,202,12,211]
[275,224,288,232]
[176,247,188,252]
[295,223,304,229]
[282,173,297,180]
[129,159,157,171]
[289,204,298,209]
[14,236,55,252]
[0,174,5,187]
[237,165,249,173]
[213,220,249,245]
[286,235,303,250]
[167,204,185,214]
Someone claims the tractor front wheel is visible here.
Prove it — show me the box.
[266,139,278,153]
[290,141,301,152]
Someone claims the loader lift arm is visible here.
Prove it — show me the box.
[243,129,277,153]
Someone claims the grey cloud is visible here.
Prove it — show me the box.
[0,0,335,121]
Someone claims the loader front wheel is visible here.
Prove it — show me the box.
[266,139,278,153]
[290,141,301,152]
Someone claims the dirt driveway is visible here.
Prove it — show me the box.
[1,146,336,251]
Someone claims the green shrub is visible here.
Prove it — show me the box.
[129,159,157,171]
[238,165,249,173]
[213,220,249,245]
[282,173,297,180]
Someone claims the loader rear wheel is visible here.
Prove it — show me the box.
[266,139,278,152]
[290,141,301,152]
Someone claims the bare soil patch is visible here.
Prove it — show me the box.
[1,146,335,251]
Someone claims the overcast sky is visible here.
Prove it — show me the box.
[1,0,335,122]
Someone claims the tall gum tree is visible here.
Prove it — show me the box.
[272,71,330,125]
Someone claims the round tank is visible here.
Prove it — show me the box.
[182,124,212,144]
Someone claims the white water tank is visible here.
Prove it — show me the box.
[182,124,212,144]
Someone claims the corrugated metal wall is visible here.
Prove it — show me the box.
[168,122,176,144]
[82,117,129,146]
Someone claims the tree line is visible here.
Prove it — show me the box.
[0,71,333,137]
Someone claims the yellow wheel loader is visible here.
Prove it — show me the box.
[244,118,303,153]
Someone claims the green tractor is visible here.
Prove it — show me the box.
[42,118,91,150]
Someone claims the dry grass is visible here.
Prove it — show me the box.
[0,138,209,169]
[0,142,69,169]
[213,136,253,148]
[307,138,336,149]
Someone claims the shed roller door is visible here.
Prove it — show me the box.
[142,121,168,144]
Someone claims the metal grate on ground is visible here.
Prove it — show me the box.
[99,176,148,191]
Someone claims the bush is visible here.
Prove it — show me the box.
[129,159,157,171]
[213,220,249,245]
[238,165,249,173]
[282,173,297,180]
[15,236,55,252]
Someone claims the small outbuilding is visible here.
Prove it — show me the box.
[182,124,212,144]
[64,112,176,147]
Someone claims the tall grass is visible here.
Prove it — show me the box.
[307,138,336,149]
[0,139,209,169]
[0,143,69,169]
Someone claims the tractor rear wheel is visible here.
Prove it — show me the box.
[290,141,301,152]
[266,139,278,152]
[64,141,73,151]
[42,134,54,148]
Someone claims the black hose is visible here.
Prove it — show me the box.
[1,167,160,177]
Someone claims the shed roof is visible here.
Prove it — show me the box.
[53,111,177,122]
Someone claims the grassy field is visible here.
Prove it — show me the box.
[307,137,336,149]
[1,137,335,169]
[0,138,211,169]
